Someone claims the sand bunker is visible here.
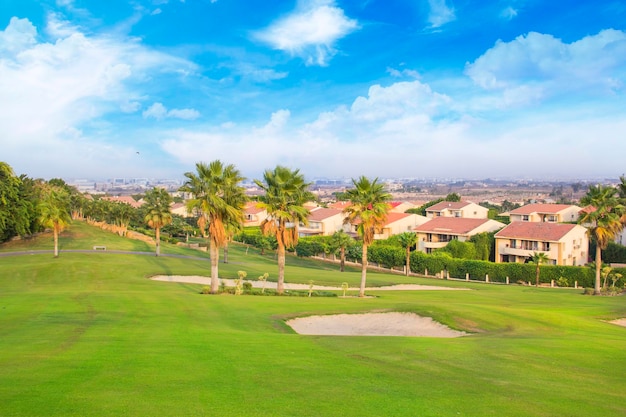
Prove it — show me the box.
[286,312,467,337]
[609,318,626,328]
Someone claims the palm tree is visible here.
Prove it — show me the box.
[255,166,313,295]
[343,176,391,297]
[330,230,353,272]
[397,232,418,276]
[530,251,550,287]
[180,161,246,294]
[578,185,625,295]
[143,187,173,257]
[618,175,626,199]
[38,184,72,258]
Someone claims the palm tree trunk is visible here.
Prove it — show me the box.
[155,227,161,256]
[406,247,410,276]
[340,247,345,272]
[210,239,219,294]
[594,245,602,295]
[53,224,59,258]
[277,243,285,295]
[536,265,540,287]
[359,244,368,297]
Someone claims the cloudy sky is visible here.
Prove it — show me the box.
[1,0,625,181]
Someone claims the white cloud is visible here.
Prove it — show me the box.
[254,0,358,66]
[143,102,200,120]
[0,17,37,54]
[151,8,163,16]
[500,6,518,20]
[427,0,456,29]
[0,15,198,178]
[465,29,626,95]
[143,102,168,119]
[167,108,200,120]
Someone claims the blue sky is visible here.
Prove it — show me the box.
[1,0,625,181]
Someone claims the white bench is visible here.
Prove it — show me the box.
[93,246,107,251]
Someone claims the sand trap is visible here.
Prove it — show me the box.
[150,275,465,291]
[609,318,626,328]
[286,312,467,337]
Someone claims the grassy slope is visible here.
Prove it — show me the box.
[0,222,625,416]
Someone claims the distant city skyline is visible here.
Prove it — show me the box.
[1,1,625,181]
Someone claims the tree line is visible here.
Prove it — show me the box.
[2,160,626,296]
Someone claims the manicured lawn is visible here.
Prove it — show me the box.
[1,222,625,416]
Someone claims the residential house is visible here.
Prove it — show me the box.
[243,202,268,227]
[170,202,190,217]
[388,201,416,213]
[508,203,582,223]
[425,201,489,219]
[299,208,347,237]
[328,201,352,211]
[374,212,429,239]
[415,217,505,254]
[494,222,588,266]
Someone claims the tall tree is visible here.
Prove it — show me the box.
[180,161,246,294]
[343,176,391,297]
[397,232,418,276]
[0,162,34,242]
[530,252,550,287]
[329,230,353,272]
[143,187,173,257]
[37,183,72,258]
[255,166,313,295]
[578,185,625,295]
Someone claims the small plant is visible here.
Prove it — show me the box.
[556,277,570,287]
[258,272,269,293]
[341,282,349,297]
[308,280,314,297]
[201,285,211,294]
[235,270,247,295]
[243,282,252,292]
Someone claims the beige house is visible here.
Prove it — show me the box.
[243,202,268,227]
[170,202,190,217]
[374,212,429,239]
[415,217,505,254]
[425,201,488,219]
[299,208,347,237]
[494,222,588,266]
[347,212,429,240]
[508,203,581,223]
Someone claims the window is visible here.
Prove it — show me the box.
[522,215,529,221]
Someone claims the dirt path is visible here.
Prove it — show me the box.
[150,275,467,291]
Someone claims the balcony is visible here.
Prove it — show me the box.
[422,241,450,249]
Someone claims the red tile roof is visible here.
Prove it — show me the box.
[495,222,580,241]
[383,212,412,225]
[426,201,472,212]
[414,217,498,235]
[509,203,579,215]
[308,208,344,221]
[244,201,265,214]
[329,201,352,210]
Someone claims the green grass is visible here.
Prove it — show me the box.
[1,222,625,416]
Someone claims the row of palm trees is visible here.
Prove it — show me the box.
[157,161,393,297]
[154,161,626,297]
